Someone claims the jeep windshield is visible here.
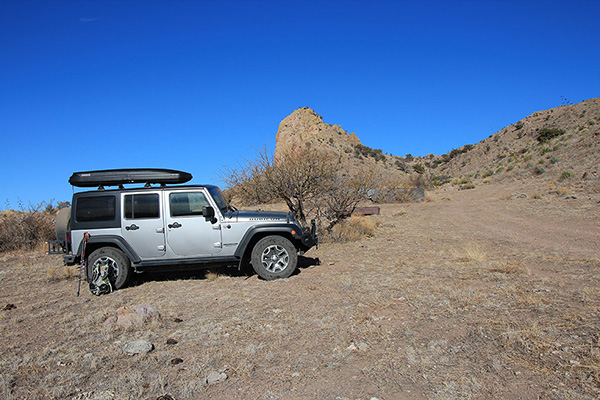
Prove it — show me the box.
[207,186,232,212]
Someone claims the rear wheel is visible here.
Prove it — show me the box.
[86,247,131,290]
[251,236,298,280]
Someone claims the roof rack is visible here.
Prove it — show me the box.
[69,169,193,188]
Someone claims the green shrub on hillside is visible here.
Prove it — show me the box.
[432,175,452,186]
[354,144,385,161]
[412,163,425,174]
[559,170,572,181]
[537,127,565,143]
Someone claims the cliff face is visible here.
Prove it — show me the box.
[274,107,407,184]
[275,107,360,152]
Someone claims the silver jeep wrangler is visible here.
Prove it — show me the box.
[49,169,318,291]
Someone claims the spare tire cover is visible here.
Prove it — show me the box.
[55,207,71,241]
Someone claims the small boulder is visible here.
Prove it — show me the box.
[104,304,160,328]
[205,371,227,385]
[123,340,154,356]
[115,313,142,328]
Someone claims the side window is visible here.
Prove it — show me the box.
[124,194,160,219]
[75,196,116,222]
[170,192,210,217]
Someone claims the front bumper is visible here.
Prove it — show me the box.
[295,219,318,250]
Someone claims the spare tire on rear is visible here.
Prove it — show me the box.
[55,207,71,242]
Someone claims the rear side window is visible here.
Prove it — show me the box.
[124,194,160,219]
[170,192,210,217]
[75,196,116,222]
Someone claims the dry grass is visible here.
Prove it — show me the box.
[556,186,572,196]
[204,268,222,281]
[393,207,407,216]
[328,215,380,242]
[2,182,600,400]
[486,262,530,275]
[46,265,79,282]
[450,243,487,262]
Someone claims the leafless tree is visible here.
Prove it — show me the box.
[222,143,373,229]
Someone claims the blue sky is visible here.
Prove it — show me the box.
[1,0,599,208]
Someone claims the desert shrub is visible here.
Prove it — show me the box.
[549,156,559,164]
[539,147,551,155]
[515,121,524,130]
[405,154,414,162]
[482,177,493,184]
[412,163,425,174]
[326,216,379,243]
[353,144,385,161]
[432,175,452,187]
[559,170,572,181]
[451,177,471,186]
[395,160,409,172]
[589,119,597,126]
[407,173,432,189]
[534,166,545,175]
[537,127,565,142]
[0,203,56,252]
[431,159,443,168]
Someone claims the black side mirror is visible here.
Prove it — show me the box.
[202,206,217,224]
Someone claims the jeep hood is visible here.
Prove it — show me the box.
[226,210,293,223]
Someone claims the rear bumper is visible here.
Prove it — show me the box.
[47,240,77,265]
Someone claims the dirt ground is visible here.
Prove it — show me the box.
[1,181,599,400]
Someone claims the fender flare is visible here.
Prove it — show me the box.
[234,224,300,259]
[76,235,141,264]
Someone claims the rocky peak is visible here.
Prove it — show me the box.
[275,107,361,157]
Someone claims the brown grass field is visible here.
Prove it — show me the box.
[1,181,599,400]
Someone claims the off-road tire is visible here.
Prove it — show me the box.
[251,235,298,280]
[86,247,131,290]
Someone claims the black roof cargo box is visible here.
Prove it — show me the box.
[69,169,192,188]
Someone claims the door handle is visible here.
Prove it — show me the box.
[126,224,139,231]
[168,222,182,229]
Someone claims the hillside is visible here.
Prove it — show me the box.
[430,97,600,190]
[274,98,600,193]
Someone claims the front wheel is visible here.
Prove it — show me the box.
[251,236,298,280]
[86,247,131,290]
